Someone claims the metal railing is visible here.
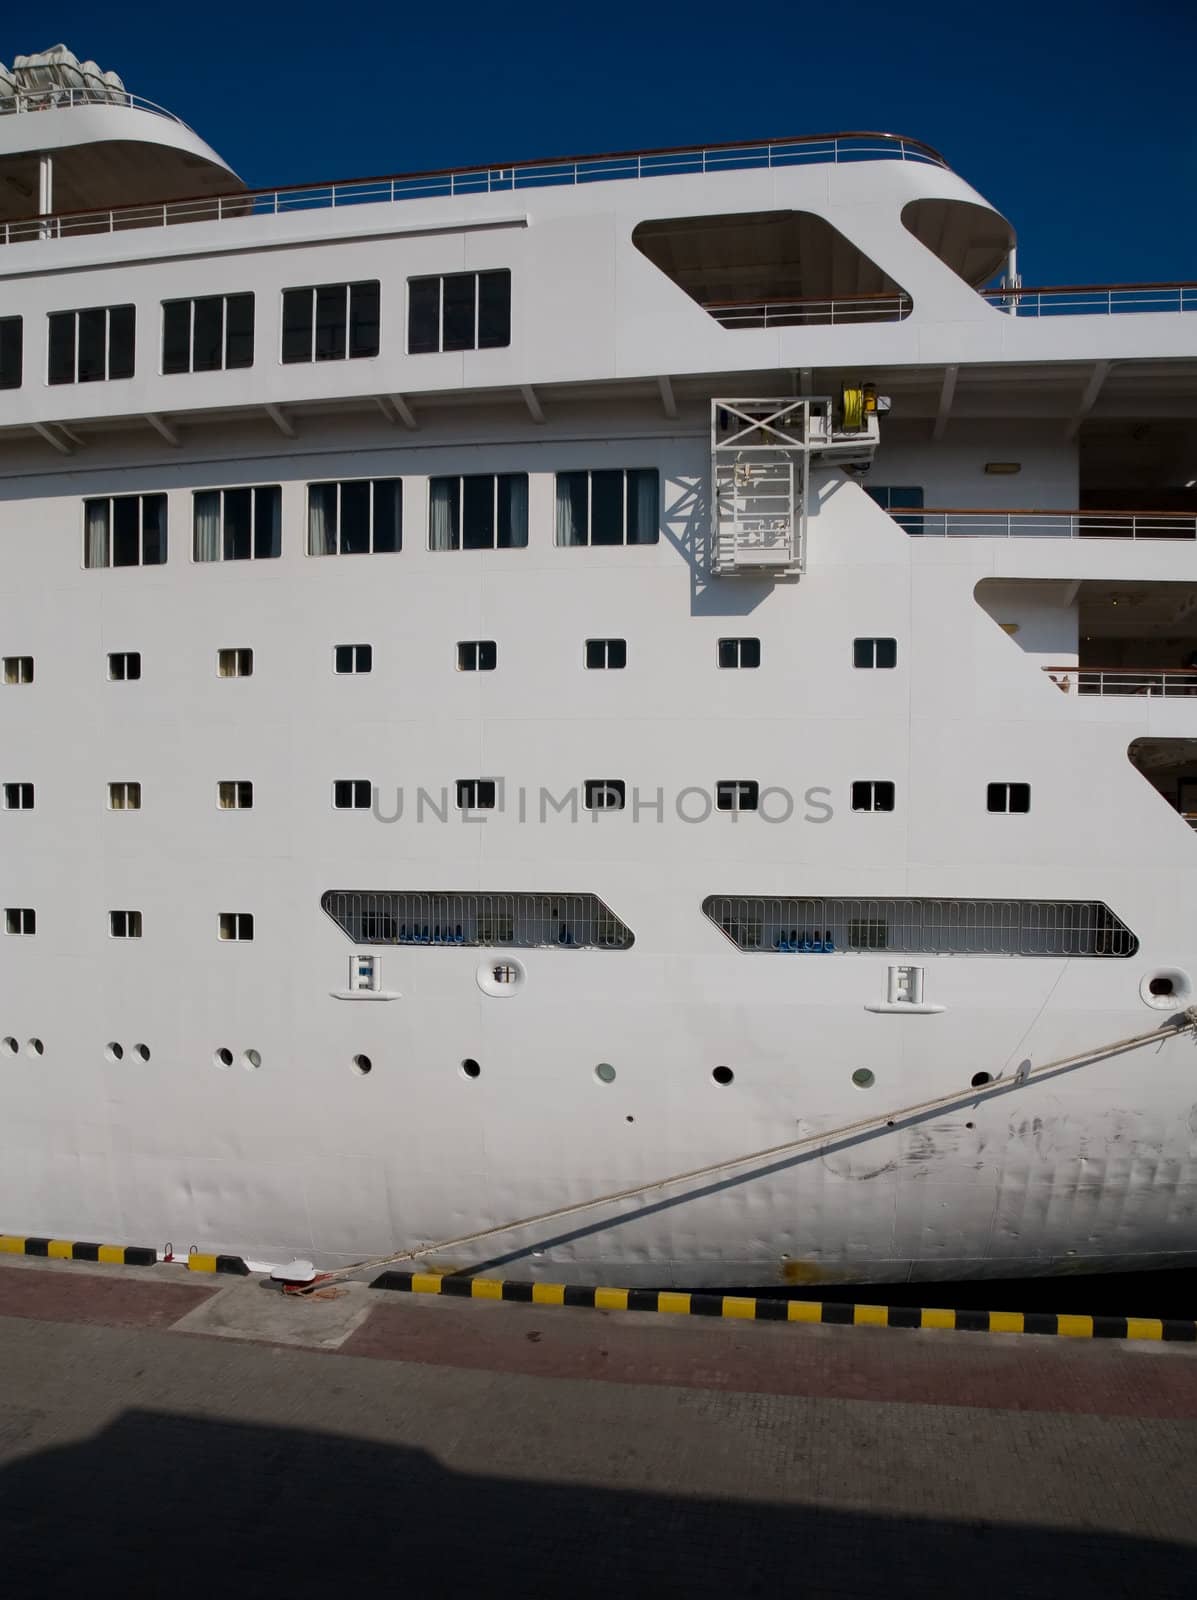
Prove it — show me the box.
[0,85,190,128]
[701,895,1138,957]
[0,130,945,247]
[703,292,912,328]
[320,890,634,950]
[908,509,1197,540]
[1044,666,1197,697]
[981,283,1197,316]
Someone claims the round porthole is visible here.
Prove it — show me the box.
[2,1036,19,1056]
[242,1049,261,1071]
[214,1047,233,1069]
[352,1053,372,1077]
[476,956,525,997]
[26,1038,43,1057]
[133,1043,150,1063]
[461,1057,481,1079]
[106,1042,124,1063]
[1140,969,1192,1010]
[712,1065,735,1086]
[851,1068,875,1089]
[594,1062,617,1084]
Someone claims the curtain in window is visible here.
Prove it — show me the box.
[500,473,528,549]
[429,477,458,551]
[84,500,109,568]
[193,491,221,562]
[628,468,660,545]
[555,472,586,546]
[308,483,336,555]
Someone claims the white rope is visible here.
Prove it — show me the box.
[290,1008,1197,1294]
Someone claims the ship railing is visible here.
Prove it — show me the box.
[0,85,191,129]
[909,509,1197,540]
[1044,666,1197,697]
[0,130,946,246]
[981,282,1197,316]
[703,292,912,327]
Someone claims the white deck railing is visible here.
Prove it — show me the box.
[0,131,945,246]
[910,510,1197,540]
[981,284,1197,316]
[1044,667,1197,697]
[0,86,190,128]
[704,293,912,327]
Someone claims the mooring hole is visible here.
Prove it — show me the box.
[712,1065,734,1086]
[971,1071,993,1088]
[461,1058,481,1079]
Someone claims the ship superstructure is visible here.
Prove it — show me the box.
[2,46,1196,1284]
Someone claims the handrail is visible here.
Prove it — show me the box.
[1044,666,1197,697]
[0,129,946,247]
[904,509,1197,540]
[703,291,912,327]
[981,282,1197,316]
[0,85,191,131]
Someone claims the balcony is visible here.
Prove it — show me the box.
[1044,667,1197,696]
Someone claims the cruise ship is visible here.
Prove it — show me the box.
[3,45,1196,1287]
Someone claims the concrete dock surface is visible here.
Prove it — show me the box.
[0,1255,1194,1598]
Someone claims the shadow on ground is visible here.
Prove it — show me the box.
[1,1408,1193,1597]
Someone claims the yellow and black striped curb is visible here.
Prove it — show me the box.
[181,1252,251,1276]
[371,1271,1197,1342]
[0,1234,157,1267]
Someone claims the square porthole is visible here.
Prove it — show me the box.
[334,643,372,674]
[3,656,33,684]
[584,779,625,811]
[457,640,497,672]
[108,651,141,681]
[717,638,760,669]
[456,779,497,810]
[852,780,895,812]
[988,782,1030,813]
[585,638,626,670]
[853,638,897,669]
[716,780,759,812]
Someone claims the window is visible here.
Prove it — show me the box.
[3,656,33,685]
[717,781,759,812]
[108,781,141,810]
[218,648,253,678]
[351,953,379,992]
[429,474,528,550]
[322,890,634,950]
[457,640,496,672]
[218,781,253,810]
[308,479,401,555]
[334,644,373,674]
[584,780,626,811]
[109,910,143,938]
[162,293,254,373]
[585,638,626,670]
[334,780,371,810]
[5,907,35,936]
[83,494,167,568]
[48,305,135,384]
[865,486,924,534]
[853,637,897,669]
[3,782,33,810]
[219,912,254,941]
[108,652,141,681]
[988,782,1031,814]
[852,780,895,812]
[555,469,659,546]
[456,779,497,810]
[282,281,379,363]
[408,270,511,353]
[0,317,22,389]
[194,486,281,561]
[718,638,760,669]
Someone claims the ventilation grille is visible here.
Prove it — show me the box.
[702,896,1138,957]
[321,891,634,950]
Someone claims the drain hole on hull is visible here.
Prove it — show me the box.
[352,1053,372,1076]
[851,1068,875,1089]
[594,1062,617,1084]
[1,1037,17,1056]
[712,1065,735,1085]
[242,1049,261,1071]
[971,1071,994,1088]
[215,1047,233,1068]
[106,1042,124,1062]
[27,1038,43,1057]
[461,1058,481,1079]
[133,1043,150,1062]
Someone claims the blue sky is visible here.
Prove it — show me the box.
[6,0,1195,284]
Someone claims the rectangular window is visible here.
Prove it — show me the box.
[333,780,371,810]
[408,270,511,353]
[3,656,33,685]
[429,474,528,550]
[107,651,141,681]
[109,909,143,938]
[853,637,898,669]
[83,495,167,569]
[217,647,253,678]
[865,486,924,534]
[717,781,759,812]
[219,912,254,941]
[5,907,35,935]
[162,293,254,374]
[307,479,401,555]
[0,317,22,389]
[456,779,497,810]
[852,780,895,812]
[334,644,373,674]
[108,781,141,811]
[281,281,379,363]
[48,304,135,384]
[193,486,281,561]
[585,638,626,670]
[3,782,33,810]
[584,779,626,812]
[218,781,254,810]
[555,469,659,546]
[457,640,497,672]
[718,638,761,669]
[988,782,1031,814]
